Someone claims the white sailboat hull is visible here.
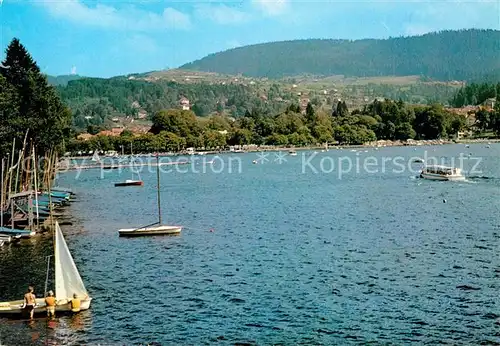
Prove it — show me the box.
[118,225,182,237]
[0,298,91,315]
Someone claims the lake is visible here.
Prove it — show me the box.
[1,143,499,345]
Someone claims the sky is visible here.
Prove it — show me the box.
[1,0,499,77]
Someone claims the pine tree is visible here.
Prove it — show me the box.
[305,102,315,125]
[333,101,349,117]
[0,38,71,155]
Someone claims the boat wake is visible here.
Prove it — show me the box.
[466,175,498,180]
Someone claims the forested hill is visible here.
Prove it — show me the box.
[181,29,500,81]
[46,74,82,86]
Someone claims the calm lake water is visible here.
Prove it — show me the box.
[1,144,499,345]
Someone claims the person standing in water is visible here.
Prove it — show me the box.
[44,290,56,319]
[70,293,81,313]
[23,286,37,319]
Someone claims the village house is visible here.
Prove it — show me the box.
[481,97,496,110]
[180,97,190,110]
[299,97,310,113]
[96,127,124,137]
[446,106,478,128]
[76,133,93,141]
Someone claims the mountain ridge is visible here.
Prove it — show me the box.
[180,29,500,81]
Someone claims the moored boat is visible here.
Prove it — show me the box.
[118,153,182,237]
[114,180,144,187]
[420,165,465,181]
[0,227,35,238]
[118,225,182,237]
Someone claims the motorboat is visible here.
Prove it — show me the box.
[420,165,465,181]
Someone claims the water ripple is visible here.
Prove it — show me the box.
[1,145,500,344]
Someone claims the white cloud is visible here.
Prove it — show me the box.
[403,1,499,35]
[194,4,251,25]
[252,0,289,16]
[162,8,191,29]
[38,0,191,31]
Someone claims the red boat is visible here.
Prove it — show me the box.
[114,180,144,187]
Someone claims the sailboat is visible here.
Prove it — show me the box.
[118,154,182,237]
[114,158,143,187]
[91,150,100,163]
[0,221,91,315]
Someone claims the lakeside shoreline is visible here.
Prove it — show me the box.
[63,138,499,161]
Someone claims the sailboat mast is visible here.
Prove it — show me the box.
[156,154,162,224]
[32,145,39,222]
[8,138,15,198]
[44,255,51,296]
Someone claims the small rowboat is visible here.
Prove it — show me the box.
[114,180,144,187]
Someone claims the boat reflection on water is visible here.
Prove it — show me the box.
[0,312,91,345]
[68,312,85,331]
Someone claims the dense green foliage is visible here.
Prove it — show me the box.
[67,99,468,153]
[181,29,500,81]
[57,78,294,131]
[56,73,467,132]
[354,82,460,105]
[450,82,499,107]
[0,38,71,157]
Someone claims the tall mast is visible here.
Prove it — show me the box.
[14,149,21,195]
[8,138,15,198]
[156,153,162,225]
[32,145,39,223]
[27,145,33,231]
